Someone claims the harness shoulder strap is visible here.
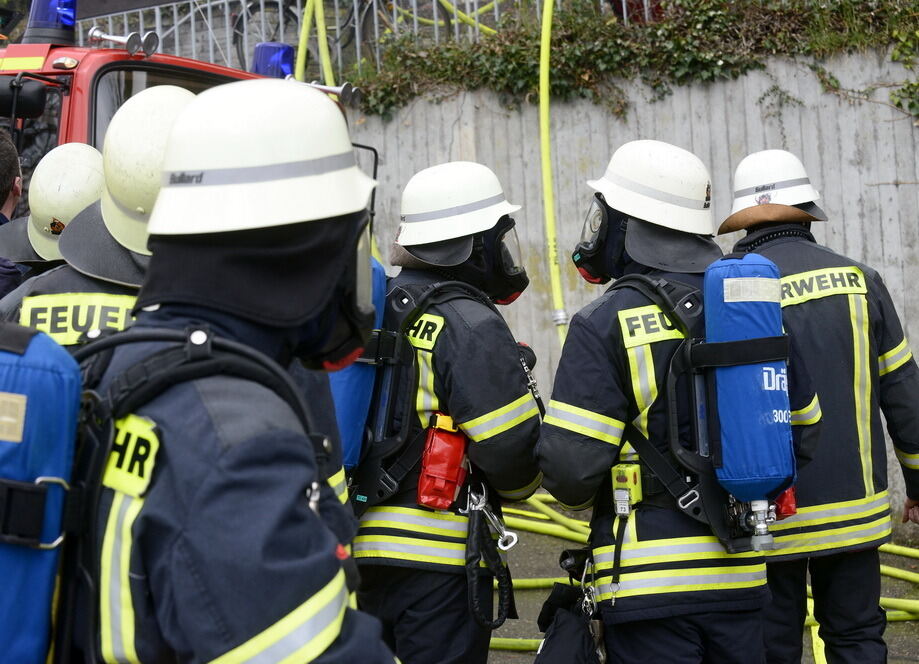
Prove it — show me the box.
[608,274,703,337]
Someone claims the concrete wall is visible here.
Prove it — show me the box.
[351,52,919,529]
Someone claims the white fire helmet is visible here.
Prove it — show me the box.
[396,161,520,247]
[101,85,196,255]
[719,149,826,234]
[148,78,376,236]
[586,139,716,236]
[27,142,104,261]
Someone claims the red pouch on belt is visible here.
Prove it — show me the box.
[417,413,468,510]
[774,486,797,520]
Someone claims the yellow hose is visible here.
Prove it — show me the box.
[525,496,591,532]
[436,0,497,34]
[503,515,588,543]
[538,0,567,347]
[503,506,552,520]
[881,542,919,560]
[509,576,571,589]
[530,492,559,503]
[881,564,919,585]
[312,0,336,86]
[881,596,919,613]
[294,0,316,81]
[490,637,542,651]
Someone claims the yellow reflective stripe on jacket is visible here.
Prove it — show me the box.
[355,506,468,567]
[358,505,469,538]
[352,534,466,567]
[768,491,890,533]
[460,393,540,443]
[895,447,919,470]
[543,400,624,446]
[19,292,136,345]
[626,344,658,437]
[496,471,543,501]
[100,492,144,664]
[769,514,892,557]
[595,564,766,602]
[790,395,822,426]
[209,569,348,664]
[414,349,439,426]
[848,293,873,494]
[879,338,913,376]
[779,266,866,307]
[593,535,761,570]
[327,467,348,504]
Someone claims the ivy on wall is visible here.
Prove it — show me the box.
[350,0,919,120]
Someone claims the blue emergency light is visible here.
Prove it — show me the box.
[251,42,294,78]
[22,0,76,44]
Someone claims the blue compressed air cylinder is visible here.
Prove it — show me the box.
[0,330,80,663]
[704,253,795,501]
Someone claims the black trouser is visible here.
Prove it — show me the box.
[357,565,492,664]
[603,609,765,664]
[765,547,886,664]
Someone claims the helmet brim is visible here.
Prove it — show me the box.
[718,202,825,235]
[101,184,153,256]
[59,201,149,288]
[625,218,723,274]
[403,235,474,267]
[25,216,63,261]
[0,217,45,264]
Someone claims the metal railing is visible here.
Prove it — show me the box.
[76,0,658,79]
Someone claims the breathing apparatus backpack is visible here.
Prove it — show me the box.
[611,253,795,553]
[0,324,336,664]
[350,278,538,629]
[0,322,81,664]
[349,279,504,515]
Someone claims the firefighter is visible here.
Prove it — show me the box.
[0,85,194,343]
[0,142,103,277]
[722,149,919,664]
[353,160,542,664]
[0,131,24,296]
[68,78,394,663]
[538,140,821,663]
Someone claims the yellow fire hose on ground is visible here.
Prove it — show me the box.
[490,495,919,654]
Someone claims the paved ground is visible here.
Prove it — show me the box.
[486,510,919,664]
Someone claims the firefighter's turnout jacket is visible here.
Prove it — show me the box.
[734,225,919,560]
[0,264,136,344]
[538,269,822,624]
[76,308,393,663]
[353,269,542,573]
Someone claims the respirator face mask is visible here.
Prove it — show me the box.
[571,193,629,284]
[481,215,529,305]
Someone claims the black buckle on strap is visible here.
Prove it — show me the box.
[357,330,409,366]
[0,476,69,549]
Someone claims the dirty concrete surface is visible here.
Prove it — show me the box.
[486,511,919,664]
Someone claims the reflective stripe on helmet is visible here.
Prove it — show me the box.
[400,192,507,224]
[607,172,710,210]
[161,152,356,188]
